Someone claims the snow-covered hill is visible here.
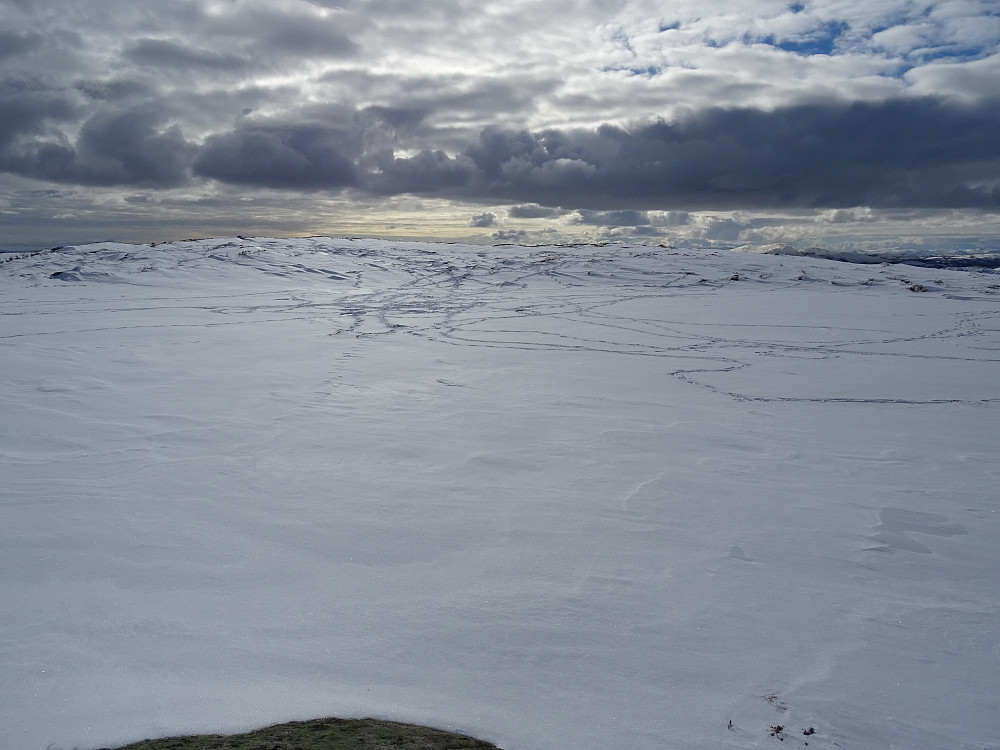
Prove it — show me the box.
[2,237,999,750]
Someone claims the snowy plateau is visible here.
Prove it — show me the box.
[1,237,999,750]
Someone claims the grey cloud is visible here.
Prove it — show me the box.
[0,31,41,59]
[201,4,359,59]
[262,21,357,58]
[469,211,497,227]
[360,105,429,132]
[125,39,250,72]
[74,78,156,102]
[508,204,565,218]
[403,76,558,123]
[190,107,439,191]
[464,128,566,182]
[74,109,195,186]
[492,229,531,242]
[825,208,873,224]
[0,81,77,149]
[316,69,559,148]
[574,209,650,226]
[165,85,307,137]
[194,125,357,189]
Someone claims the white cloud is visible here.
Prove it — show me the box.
[906,52,1000,100]
[468,211,497,227]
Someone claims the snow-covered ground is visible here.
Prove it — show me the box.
[2,237,998,750]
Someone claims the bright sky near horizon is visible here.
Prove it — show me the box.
[2,0,999,247]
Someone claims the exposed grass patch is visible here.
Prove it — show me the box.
[94,717,501,750]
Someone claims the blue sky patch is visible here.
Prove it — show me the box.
[776,20,849,55]
[918,45,991,63]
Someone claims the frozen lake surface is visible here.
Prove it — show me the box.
[2,237,999,750]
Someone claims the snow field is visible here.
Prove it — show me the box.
[1,238,998,750]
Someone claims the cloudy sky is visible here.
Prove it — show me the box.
[2,0,999,249]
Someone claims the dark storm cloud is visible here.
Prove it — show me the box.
[2,90,999,209]
[193,125,357,189]
[394,97,1000,210]
[2,107,195,187]
[0,80,77,149]
[365,149,477,195]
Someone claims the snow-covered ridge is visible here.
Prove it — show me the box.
[2,237,999,750]
[733,241,1000,269]
[6,236,1000,291]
